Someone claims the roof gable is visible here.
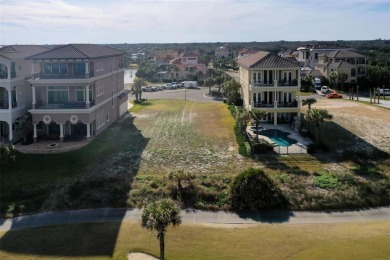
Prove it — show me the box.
[0,45,49,60]
[238,51,298,69]
[26,44,124,60]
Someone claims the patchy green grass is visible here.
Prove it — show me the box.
[313,172,340,189]
[1,221,389,260]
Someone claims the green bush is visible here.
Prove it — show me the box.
[0,144,16,167]
[251,140,274,154]
[233,124,250,157]
[313,173,340,189]
[230,168,283,210]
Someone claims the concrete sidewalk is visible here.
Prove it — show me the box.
[1,206,390,232]
[345,96,390,109]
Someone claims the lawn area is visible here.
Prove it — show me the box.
[1,99,390,217]
[1,220,389,259]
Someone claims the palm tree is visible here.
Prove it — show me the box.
[132,77,144,101]
[222,79,241,104]
[304,74,314,86]
[141,198,182,260]
[337,72,348,91]
[328,72,338,90]
[236,110,250,134]
[302,97,317,110]
[204,77,215,95]
[250,109,267,141]
[304,108,333,148]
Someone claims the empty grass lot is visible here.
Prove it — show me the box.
[1,221,389,259]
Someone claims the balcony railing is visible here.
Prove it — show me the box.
[36,101,95,109]
[0,72,8,79]
[0,101,17,109]
[251,80,297,87]
[39,74,89,79]
[252,81,273,87]
[253,102,298,108]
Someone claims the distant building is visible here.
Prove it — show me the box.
[297,42,351,68]
[237,48,260,59]
[238,51,301,125]
[0,45,48,143]
[26,44,128,143]
[215,45,233,59]
[166,52,208,81]
[314,50,367,83]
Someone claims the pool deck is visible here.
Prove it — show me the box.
[247,124,313,154]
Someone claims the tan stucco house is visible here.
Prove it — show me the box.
[238,51,301,125]
[0,45,48,143]
[26,44,128,142]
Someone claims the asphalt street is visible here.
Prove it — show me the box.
[1,207,390,231]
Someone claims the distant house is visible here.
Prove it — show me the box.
[238,51,301,125]
[237,48,260,59]
[0,45,48,143]
[314,50,367,83]
[167,52,208,81]
[215,45,233,59]
[26,44,128,142]
[297,42,351,68]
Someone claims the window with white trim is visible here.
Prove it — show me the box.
[76,86,93,102]
[48,86,68,104]
[96,80,104,96]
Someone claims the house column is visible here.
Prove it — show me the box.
[85,62,89,74]
[59,123,64,142]
[7,65,11,80]
[85,85,90,108]
[86,123,91,139]
[274,70,278,87]
[32,85,36,109]
[8,123,13,143]
[297,72,301,109]
[8,89,12,110]
[274,112,278,126]
[33,123,37,142]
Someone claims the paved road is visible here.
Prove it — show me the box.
[138,87,223,103]
[1,207,389,232]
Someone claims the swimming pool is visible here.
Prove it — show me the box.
[254,129,297,147]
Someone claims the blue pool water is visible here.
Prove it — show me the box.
[254,129,297,147]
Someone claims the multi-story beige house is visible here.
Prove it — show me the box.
[26,44,128,142]
[238,51,301,125]
[215,45,233,59]
[168,52,207,80]
[0,45,48,143]
[314,50,366,83]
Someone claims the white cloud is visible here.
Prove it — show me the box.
[0,0,389,44]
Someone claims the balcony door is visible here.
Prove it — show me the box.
[283,71,292,84]
[253,72,262,84]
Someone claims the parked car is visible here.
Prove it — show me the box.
[142,86,153,92]
[171,82,178,88]
[376,88,390,96]
[155,85,164,91]
[165,83,175,89]
[321,86,330,94]
[326,93,342,99]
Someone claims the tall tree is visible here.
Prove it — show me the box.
[236,110,250,134]
[250,109,267,141]
[337,72,349,91]
[204,77,215,95]
[304,108,333,148]
[304,74,314,86]
[222,79,241,104]
[132,77,144,101]
[328,72,338,90]
[302,97,317,110]
[141,198,182,260]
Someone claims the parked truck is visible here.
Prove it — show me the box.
[312,77,322,90]
[183,81,198,89]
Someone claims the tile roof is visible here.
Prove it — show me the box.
[0,45,49,60]
[327,50,365,58]
[329,61,356,69]
[26,44,124,60]
[238,51,299,69]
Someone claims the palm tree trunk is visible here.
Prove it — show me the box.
[159,232,165,260]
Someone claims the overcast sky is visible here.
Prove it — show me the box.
[1,0,389,45]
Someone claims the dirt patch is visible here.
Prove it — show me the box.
[314,99,390,154]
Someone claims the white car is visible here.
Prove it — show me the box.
[321,86,329,94]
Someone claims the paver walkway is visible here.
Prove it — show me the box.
[1,207,389,232]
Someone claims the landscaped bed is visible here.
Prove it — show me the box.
[1,99,390,218]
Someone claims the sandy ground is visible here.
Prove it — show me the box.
[313,99,390,154]
[128,252,158,260]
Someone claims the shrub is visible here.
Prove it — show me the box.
[230,168,283,210]
[313,173,340,189]
[251,140,274,154]
[0,144,16,167]
[233,124,250,157]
